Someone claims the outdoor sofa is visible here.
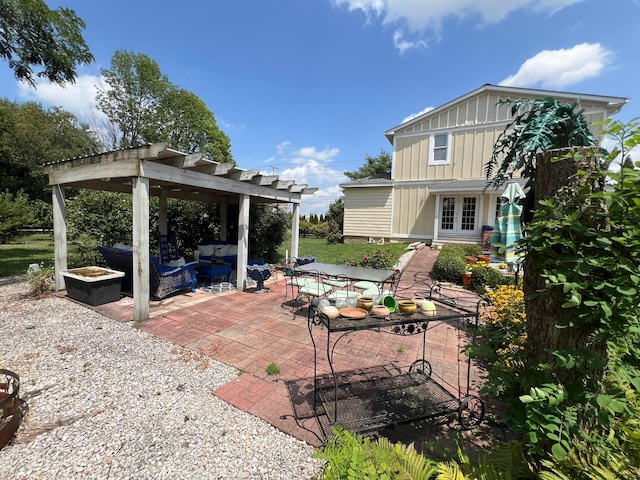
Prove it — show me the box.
[98,245,197,300]
[196,241,238,268]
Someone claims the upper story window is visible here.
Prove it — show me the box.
[428,132,451,165]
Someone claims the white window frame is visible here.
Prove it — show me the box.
[428,132,451,166]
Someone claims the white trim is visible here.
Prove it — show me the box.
[391,137,396,180]
[433,194,441,242]
[340,182,393,188]
[390,171,396,239]
[394,120,511,140]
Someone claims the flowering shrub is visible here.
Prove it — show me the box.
[352,250,397,270]
[469,261,510,293]
[468,285,527,399]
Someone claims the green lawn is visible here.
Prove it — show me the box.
[0,233,410,278]
[0,233,58,277]
[278,236,409,265]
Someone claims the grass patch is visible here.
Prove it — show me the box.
[0,232,411,279]
[0,233,57,277]
[277,235,409,266]
[266,363,281,375]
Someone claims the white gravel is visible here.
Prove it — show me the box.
[0,280,322,479]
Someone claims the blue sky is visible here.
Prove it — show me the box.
[1,0,639,215]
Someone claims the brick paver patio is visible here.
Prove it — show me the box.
[83,246,498,448]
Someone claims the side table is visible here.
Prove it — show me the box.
[198,261,232,287]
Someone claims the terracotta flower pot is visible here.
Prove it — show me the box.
[465,256,477,265]
[477,254,491,264]
[462,272,472,287]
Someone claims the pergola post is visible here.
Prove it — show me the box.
[236,194,250,290]
[158,187,168,236]
[52,185,67,290]
[291,202,300,261]
[132,176,150,321]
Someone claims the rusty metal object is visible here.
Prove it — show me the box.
[0,369,22,449]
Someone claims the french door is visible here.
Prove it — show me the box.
[440,196,478,235]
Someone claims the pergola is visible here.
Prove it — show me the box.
[44,142,317,321]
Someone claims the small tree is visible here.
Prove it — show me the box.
[0,190,34,243]
[248,204,288,262]
[344,149,391,180]
[324,197,344,244]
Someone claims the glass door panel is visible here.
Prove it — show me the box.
[440,197,455,231]
[439,195,478,235]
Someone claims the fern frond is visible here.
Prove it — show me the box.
[435,462,468,480]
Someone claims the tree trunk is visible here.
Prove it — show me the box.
[524,147,608,382]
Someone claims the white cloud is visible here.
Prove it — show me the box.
[264,142,346,215]
[332,0,584,52]
[17,74,106,123]
[500,43,612,89]
[601,135,640,173]
[393,30,427,54]
[402,106,434,124]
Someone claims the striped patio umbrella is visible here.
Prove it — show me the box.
[490,181,525,264]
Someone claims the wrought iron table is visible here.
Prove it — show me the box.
[296,261,396,284]
[307,292,485,437]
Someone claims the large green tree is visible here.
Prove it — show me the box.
[97,50,170,149]
[148,87,232,162]
[344,149,391,180]
[97,50,232,162]
[0,0,93,86]
[0,99,100,202]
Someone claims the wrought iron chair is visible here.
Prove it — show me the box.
[361,270,403,298]
[282,265,316,308]
[296,270,332,306]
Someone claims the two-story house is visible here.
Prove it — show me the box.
[340,84,628,247]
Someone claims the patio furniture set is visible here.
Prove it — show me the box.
[283,260,401,310]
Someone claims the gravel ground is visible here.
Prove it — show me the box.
[0,280,322,479]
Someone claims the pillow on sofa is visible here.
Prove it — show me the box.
[167,257,186,267]
[226,245,238,256]
[198,244,215,257]
[215,244,229,256]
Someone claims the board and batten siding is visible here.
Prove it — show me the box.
[391,184,434,239]
[394,126,501,182]
[343,186,392,238]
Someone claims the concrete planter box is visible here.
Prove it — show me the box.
[62,267,125,306]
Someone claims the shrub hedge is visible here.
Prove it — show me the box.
[431,243,480,283]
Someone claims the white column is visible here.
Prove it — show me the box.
[158,187,168,235]
[433,194,441,242]
[219,203,228,241]
[236,195,250,290]
[132,176,150,321]
[52,185,67,290]
[291,203,300,261]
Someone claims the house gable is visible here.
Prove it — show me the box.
[387,84,628,183]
